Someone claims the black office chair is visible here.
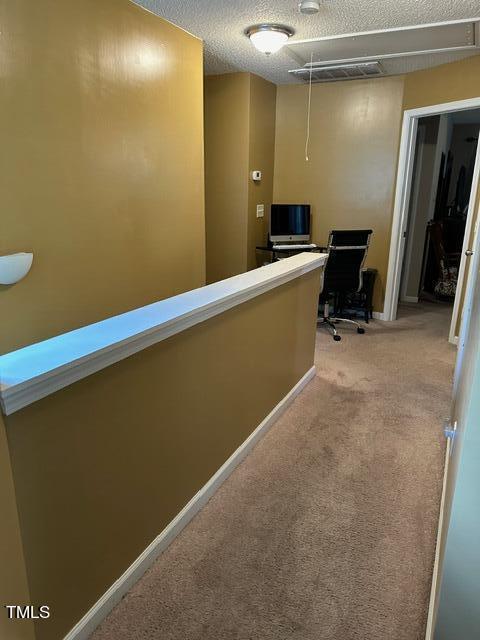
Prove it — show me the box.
[318,229,373,341]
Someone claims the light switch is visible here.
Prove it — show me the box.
[256,204,264,218]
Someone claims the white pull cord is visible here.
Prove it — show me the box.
[305,52,313,162]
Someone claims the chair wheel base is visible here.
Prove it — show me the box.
[357,327,365,334]
[334,335,342,341]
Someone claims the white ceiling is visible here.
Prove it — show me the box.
[134,0,480,84]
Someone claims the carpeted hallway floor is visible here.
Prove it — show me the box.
[91,302,456,640]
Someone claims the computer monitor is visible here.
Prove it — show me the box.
[269,204,311,242]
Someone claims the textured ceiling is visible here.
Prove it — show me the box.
[133,0,480,84]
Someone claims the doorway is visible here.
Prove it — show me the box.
[399,111,480,317]
[384,98,480,344]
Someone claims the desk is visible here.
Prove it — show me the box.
[256,245,326,264]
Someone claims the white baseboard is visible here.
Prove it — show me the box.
[425,439,451,640]
[63,365,316,640]
[372,311,387,321]
[449,335,459,346]
[401,295,419,303]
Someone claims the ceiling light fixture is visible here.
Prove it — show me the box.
[299,1,320,14]
[245,24,294,55]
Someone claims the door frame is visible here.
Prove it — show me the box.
[400,123,426,303]
[383,96,480,343]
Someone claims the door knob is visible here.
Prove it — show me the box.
[444,419,457,440]
[465,250,474,256]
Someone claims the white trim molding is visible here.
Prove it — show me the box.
[62,366,316,640]
[372,311,386,321]
[425,440,451,640]
[0,253,326,415]
[383,110,419,322]
[290,17,480,47]
[401,296,419,304]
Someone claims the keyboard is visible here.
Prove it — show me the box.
[272,243,318,250]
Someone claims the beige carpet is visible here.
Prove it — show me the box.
[91,302,455,640]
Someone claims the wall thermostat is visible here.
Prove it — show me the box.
[251,170,262,182]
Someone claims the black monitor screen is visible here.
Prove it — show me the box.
[270,204,310,238]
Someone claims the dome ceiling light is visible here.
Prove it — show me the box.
[245,24,294,55]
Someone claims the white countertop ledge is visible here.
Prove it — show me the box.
[0,252,326,415]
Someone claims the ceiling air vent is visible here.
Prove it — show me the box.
[289,61,385,83]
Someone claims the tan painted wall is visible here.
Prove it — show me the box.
[204,73,276,280]
[273,77,405,310]
[0,0,205,355]
[247,75,277,270]
[204,73,250,282]
[0,415,34,640]
[403,55,480,111]
[4,270,321,640]
[272,55,480,314]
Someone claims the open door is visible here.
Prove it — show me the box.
[425,198,480,638]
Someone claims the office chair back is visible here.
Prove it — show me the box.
[323,229,372,294]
